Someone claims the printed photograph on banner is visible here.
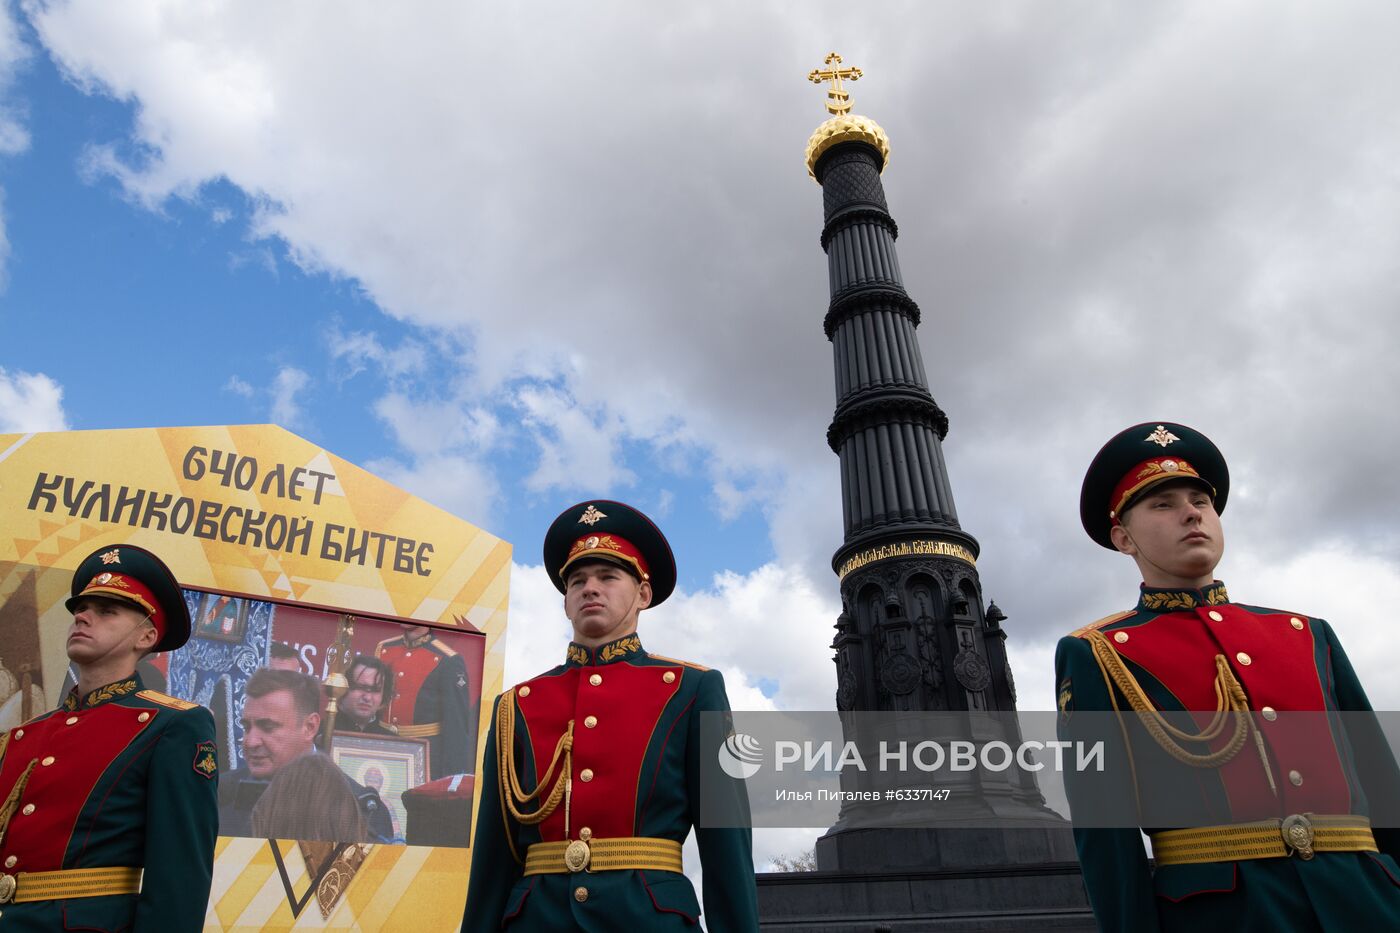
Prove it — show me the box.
[169,592,484,846]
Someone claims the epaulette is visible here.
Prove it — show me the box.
[646,653,709,672]
[136,689,198,710]
[0,730,8,762]
[1068,610,1136,640]
[373,635,400,656]
[429,637,458,657]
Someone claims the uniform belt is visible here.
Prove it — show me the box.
[1151,814,1377,865]
[523,837,683,875]
[395,722,441,738]
[0,866,142,904]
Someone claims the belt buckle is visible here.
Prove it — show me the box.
[0,871,15,904]
[564,840,591,873]
[1281,813,1315,860]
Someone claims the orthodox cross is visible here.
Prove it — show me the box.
[808,51,862,116]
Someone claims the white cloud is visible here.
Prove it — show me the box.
[515,385,636,495]
[0,3,31,157]
[326,324,429,382]
[372,391,499,460]
[0,368,68,432]
[268,365,309,428]
[222,374,254,398]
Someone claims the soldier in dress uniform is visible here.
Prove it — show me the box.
[376,624,476,778]
[0,544,217,930]
[1056,422,1400,931]
[461,500,759,932]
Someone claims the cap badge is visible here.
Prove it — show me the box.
[96,572,113,585]
[1162,460,1180,472]
[99,549,122,565]
[1145,425,1180,447]
[585,536,600,549]
[578,505,607,526]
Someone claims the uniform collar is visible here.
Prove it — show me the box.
[565,634,643,667]
[1137,581,1230,612]
[63,672,143,711]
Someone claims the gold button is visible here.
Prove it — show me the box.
[580,768,594,782]
[1236,652,1251,666]
[13,729,22,739]
[1291,617,1305,630]
[65,716,78,726]
[1113,632,1128,644]
[1208,611,1224,622]
[663,671,676,684]
[589,674,602,687]
[1289,770,1303,786]
[574,886,589,903]
[138,712,150,723]
[518,686,531,698]
[584,716,598,729]
[4,856,15,868]
[41,756,55,767]
[1262,707,1277,721]
[579,827,592,841]
[21,804,34,816]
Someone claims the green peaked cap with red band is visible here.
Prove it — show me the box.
[65,544,193,652]
[543,500,677,606]
[1080,421,1229,550]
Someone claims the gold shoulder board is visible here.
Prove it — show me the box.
[137,689,197,710]
[646,653,710,672]
[0,730,9,763]
[429,638,458,657]
[1068,610,1136,640]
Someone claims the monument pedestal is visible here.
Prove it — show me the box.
[760,827,1092,932]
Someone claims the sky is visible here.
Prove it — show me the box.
[3,1,1400,871]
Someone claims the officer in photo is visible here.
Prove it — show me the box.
[376,624,476,778]
[462,500,759,932]
[1056,422,1400,931]
[0,544,218,930]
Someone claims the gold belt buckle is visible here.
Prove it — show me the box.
[564,840,591,872]
[0,871,15,904]
[1282,813,1315,860]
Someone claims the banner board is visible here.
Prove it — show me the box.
[0,426,509,929]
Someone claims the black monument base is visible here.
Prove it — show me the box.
[756,861,1093,932]
[758,827,1092,931]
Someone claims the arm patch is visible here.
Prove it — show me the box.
[193,740,218,779]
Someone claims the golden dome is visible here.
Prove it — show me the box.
[805,114,890,180]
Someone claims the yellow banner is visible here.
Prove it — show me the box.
[0,425,510,929]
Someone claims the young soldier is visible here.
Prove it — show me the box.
[0,544,218,930]
[462,501,759,932]
[1056,422,1400,931]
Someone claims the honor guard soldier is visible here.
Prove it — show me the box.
[1056,423,1400,931]
[376,625,477,778]
[0,544,218,930]
[461,501,759,932]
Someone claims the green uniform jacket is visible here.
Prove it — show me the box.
[1056,583,1400,932]
[0,673,218,932]
[461,635,759,932]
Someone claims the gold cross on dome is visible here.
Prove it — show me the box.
[808,52,862,116]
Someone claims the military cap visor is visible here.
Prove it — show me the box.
[543,500,677,606]
[1080,422,1229,550]
[66,544,192,652]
